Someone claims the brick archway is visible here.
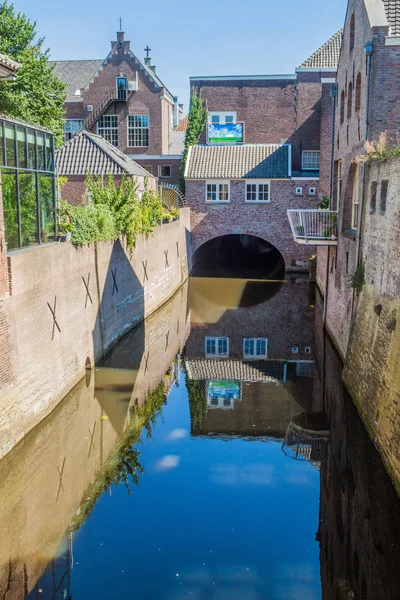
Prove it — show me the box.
[191,233,286,279]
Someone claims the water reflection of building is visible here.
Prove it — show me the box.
[184,277,316,437]
[314,292,400,600]
[0,283,189,599]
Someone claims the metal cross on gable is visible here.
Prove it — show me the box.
[119,16,123,32]
[82,273,93,308]
[144,45,151,58]
[47,296,61,341]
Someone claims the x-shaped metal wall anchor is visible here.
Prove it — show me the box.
[88,422,97,458]
[111,268,118,294]
[164,250,169,268]
[142,260,149,282]
[176,241,179,258]
[56,456,66,502]
[82,273,93,308]
[144,351,150,374]
[47,296,61,341]
[165,330,170,350]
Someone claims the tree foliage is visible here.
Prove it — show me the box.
[0,2,66,144]
[180,88,208,192]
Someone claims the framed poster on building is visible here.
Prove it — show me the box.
[207,123,244,145]
[207,380,241,409]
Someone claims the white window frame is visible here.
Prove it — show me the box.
[206,180,230,203]
[302,150,320,171]
[128,114,150,147]
[243,338,268,359]
[205,336,229,358]
[208,111,237,125]
[245,180,270,203]
[97,115,118,146]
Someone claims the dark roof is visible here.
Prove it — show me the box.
[49,60,104,101]
[55,131,153,177]
[185,359,287,382]
[383,0,400,35]
[185,144,290,179]
[299,29,343,69]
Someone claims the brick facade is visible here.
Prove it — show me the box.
[317,0,400,487]
[59,32,183,185]
[187,178,320,270]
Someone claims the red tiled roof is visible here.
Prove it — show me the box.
[174,115,188,132]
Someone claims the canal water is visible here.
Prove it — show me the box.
[1,276,400,599]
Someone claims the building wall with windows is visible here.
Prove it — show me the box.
[315,0,400,488]
[52,31,183,185]
[190,71,334,181]
[318,0,400,357]
[186,177,321,270]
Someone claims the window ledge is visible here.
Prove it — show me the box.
[205,201,231,204]
[245,201,270,204]
[342,228,358,240]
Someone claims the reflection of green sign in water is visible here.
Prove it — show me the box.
[207,380,240,402]
[208,123,243,144]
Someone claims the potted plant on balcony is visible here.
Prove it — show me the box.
[296,225,305,236]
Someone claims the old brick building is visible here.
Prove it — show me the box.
[185,31,343,271]
[51,30,184,185]
[289,0,400,487]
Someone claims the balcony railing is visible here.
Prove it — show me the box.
[287,209,338,246]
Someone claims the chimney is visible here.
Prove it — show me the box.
[173,96,179,128]
[111,30,131,53]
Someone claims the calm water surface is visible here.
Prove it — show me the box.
[1,277,400,600]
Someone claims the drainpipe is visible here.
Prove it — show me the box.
[323,84,337,326]
[352,41,373,313]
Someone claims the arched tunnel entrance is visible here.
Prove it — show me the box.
[191,234,285,280]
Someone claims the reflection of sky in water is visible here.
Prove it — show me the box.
[68,375,321,600]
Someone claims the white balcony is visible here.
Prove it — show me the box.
[287,210,338,246]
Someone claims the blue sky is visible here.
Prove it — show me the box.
[17,0,348,111]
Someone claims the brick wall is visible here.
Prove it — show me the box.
[134,158,181,186]
[191,73,331,181]
[342,157,400,489]
[61,173,157,206]
[0,209,190,458]
[186,178,319,270]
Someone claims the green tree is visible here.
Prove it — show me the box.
[180,88,208,193]
[0,2,66,144]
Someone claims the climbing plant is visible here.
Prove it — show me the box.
[180,89,208,193]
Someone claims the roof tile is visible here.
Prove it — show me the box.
[186,144,290,179]
[383,0,400,36]
[299,29,343,69]
[56,131,153,177]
